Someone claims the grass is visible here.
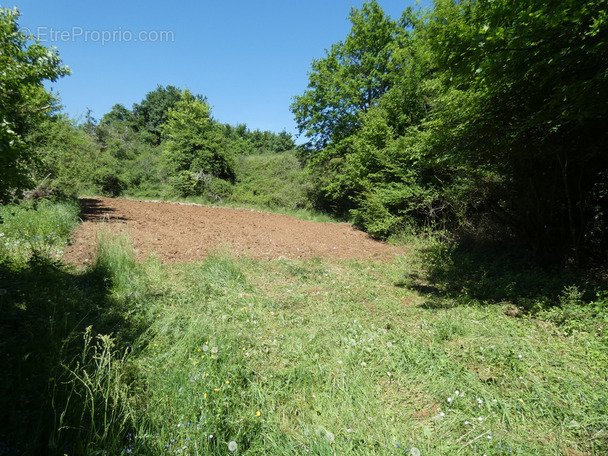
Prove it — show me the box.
[1,199,607,455]
[0,198,80,260]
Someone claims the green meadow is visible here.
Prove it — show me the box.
[1,200,606,455]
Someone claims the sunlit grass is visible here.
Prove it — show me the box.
[1,201,607,455]
[0,198,80,261]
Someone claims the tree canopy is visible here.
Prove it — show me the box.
[290,0,403,149]
[294,0,608,263]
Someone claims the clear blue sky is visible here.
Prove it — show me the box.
[12,0,429,139]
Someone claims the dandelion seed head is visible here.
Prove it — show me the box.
[228,441,238,452]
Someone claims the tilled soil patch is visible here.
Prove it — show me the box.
[64,197,406,265]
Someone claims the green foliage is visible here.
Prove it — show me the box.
[294,0,608,263]
[133,85,183,144]
[26,114,100,197]
[291,0,403,149]
[228,152,313,210]
[219,123,296,155]
[0,198,80,260]
[423,0,608,261]
[162,89,236,197]
[0,7,70,202]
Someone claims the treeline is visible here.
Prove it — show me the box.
[1,6,297,205]
[33,85,296,200]
[292,0,607,264]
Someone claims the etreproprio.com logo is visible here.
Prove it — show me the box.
[19,26,175,45]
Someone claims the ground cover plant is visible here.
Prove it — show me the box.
[1,200,607,455]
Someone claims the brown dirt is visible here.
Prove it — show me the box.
[64,197,407,265]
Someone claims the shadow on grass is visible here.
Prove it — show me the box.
[0,255,144,455]
[401,239,602,312]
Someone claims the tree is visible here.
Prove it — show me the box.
[162,89,235,197]
[0,7,70,202]
[133,85,183,144]
[425,0,608,261]
[290,1,402,149]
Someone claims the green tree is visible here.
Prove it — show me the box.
[133,85,183,144]
[290,0,402,149]
[425,0,608,261]
[162,89,235,197]
[0,7,70,202]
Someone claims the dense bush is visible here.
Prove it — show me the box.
[292,0,608,263]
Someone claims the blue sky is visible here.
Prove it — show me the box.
[12,0,429,139]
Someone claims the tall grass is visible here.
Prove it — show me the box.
[0,198,80,260]
[1,200,607,455]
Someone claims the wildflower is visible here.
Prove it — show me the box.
[447,397,452,403]
[478,417,483,421]
[197,348,201,352]
[256,410,261,416]
[465,421,470,425]
[518,354,523,359]
[477,398,483,405]
[226,380,230,384]
[361,362,367,367]
[214,388,220,392]
[209,434,213,439]
[228,441,238,452]
[204,392,207,398]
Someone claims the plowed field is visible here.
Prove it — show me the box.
[64,197,406,265]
